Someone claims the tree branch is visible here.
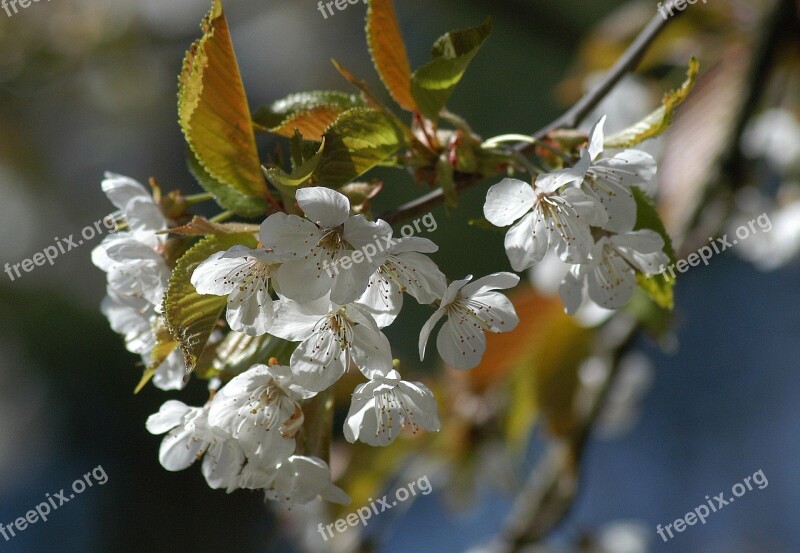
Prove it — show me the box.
[380,0,683,225]
[484,316,639,553]
[532,0,680,138]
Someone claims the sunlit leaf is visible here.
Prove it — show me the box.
[367,0,417,112]
[164,232,258,376]
[187,149,267,217]
[313,108,407,186]
[603,57,700,148]
[178,0,268,215]
[411,18,492,122]
[135,320,179,394]
[264,138,326,188]
[168,215,260,236]
[253,91,365,140]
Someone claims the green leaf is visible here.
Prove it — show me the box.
[164,232,259,376]
[632,186,676,310]
[410,18,492,122]
[253,91,365,140]
[169,215,261,236]
[178,0,268,215]
[604,57,700,148]
[263,137,326,188]
[313,108,407,186]
[135,320,179,394]
[187,149,267,218]
[366,0,417,112]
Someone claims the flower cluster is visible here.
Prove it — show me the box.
[483,116,670,314]
[95,183,520,504]
[93,114,670,504]
[91,173,187,391]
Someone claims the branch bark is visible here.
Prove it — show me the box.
[380,0,684,226]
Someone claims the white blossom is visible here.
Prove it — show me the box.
[261,187,390,305]
[241,455,350,505]
[207,364,312,467]
[419,273,520,370]
[575,115,657,233]
[269,296,394,392]
[344,369,440,446]
[484,175,607,271]
[356,236,446,327]
[191,245,281,336]
[145,400,245,491]
[559,230,668,313]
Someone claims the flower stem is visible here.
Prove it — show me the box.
[184,192,214,206]
[209,210,234,223]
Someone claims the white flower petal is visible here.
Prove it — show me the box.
[597,149,658,191]
[419,307,446,361]
[151,350,188,391]
[158,427,204,472]
[536,166,586,194]
[202,441,245,490]
[101,173,149,210]
[191,251,246,296]
[296,187,350,228]
[469,291,520,333]
[260,212,321,258]
[586,249,637,310]
[146,400,192,434]
[355,271,402,328]
[436,316,487,370]
[483,178,535,226]
[101,295,155,354]
[461,271,519,297]
[387,251,447,304]
[387,236,438,254]
[611,230,669,274]
[290,331,346,392]
[264,455,350,505]
[396,380,441,433]
[125,196,167,239]
[270,297,331,341]
[351,324,393,380]
[441,276,472,306]
[274,256,335,303]
[329,255,376,305]
[587,115,607,160]
[504,212,540,270]
[343,215,392,249]
[589,180,636,234]
[226,286,274,336]
[559,265,585,315]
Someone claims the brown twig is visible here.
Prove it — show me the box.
[379,0,684,226]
